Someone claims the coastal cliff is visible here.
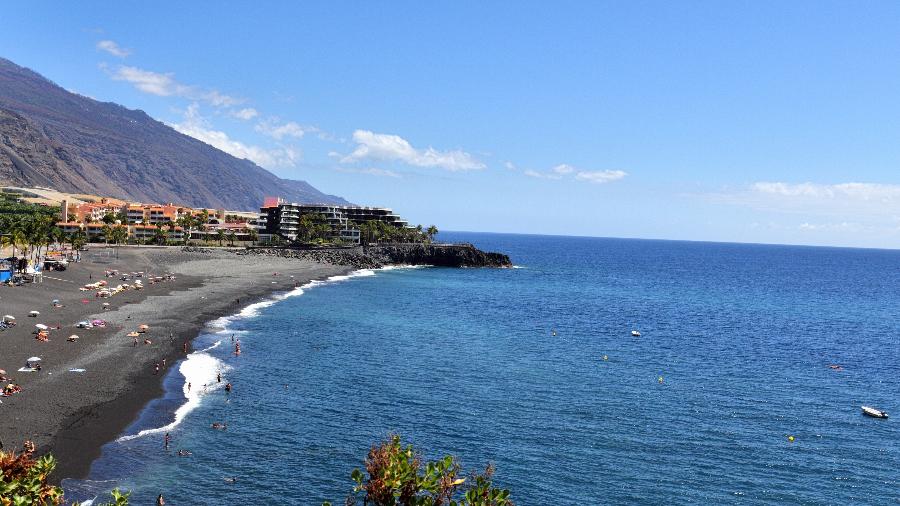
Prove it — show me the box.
[229,243,513,269]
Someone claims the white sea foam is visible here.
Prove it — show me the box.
[116,342,228,442]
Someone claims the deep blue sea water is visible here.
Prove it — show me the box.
[65,233,900,504]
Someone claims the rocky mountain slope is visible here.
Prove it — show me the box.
[0,57,346,209]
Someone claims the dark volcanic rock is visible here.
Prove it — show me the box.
[0,57,347,210]
[368,244,512,268]
[227,243,513,269]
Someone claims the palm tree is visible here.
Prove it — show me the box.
[426,225,438,243]
[227,230,237,247]
[69,229,87,251]
[109,225,128,258]
[247,227,258,245]
[215,228,226,246]
[154,224,168,245]
[176,215,193,245]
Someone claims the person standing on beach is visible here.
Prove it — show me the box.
[154,362,160,375]
[133,336,138,347]
[183,341,188,353]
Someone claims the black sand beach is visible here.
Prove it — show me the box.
[0,246,352,481]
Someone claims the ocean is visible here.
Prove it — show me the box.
[64,233,900,504]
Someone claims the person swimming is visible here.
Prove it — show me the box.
[177,449,192,457]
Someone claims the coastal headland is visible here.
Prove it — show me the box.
[0,243,509,483]
[234,243,513,268]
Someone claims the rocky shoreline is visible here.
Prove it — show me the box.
[185,243,513,269]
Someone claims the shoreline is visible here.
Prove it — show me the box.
[0,246,354,483]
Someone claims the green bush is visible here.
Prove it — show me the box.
[326,435,512,506]
[0,445,129,506]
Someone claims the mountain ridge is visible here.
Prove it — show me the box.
[0,56,347,210]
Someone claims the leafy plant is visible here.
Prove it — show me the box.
[325,435,512,506]
[0,445,130,506]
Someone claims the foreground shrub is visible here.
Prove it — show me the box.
[0,443,128,505]
[326,435,513,506]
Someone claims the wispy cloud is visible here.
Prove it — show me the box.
[335,167,401,178]
[716,181,900,214]
[575,170,627,184]
[340,130,484,171]
[96,40,131,58]
[524,164,627,184]
[255,119,317,140]
[108,65,241,107]
[524,169,562,180]
[230,108,259,120]
[169,104,298,169]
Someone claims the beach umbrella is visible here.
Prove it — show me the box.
[3,315,15,321]
[35,324,49,330]
[92,319,105,325]
[29,311,39,317]
[138,324,149,330]
[127,331,140,337]
[67,334,79,341]
[27,356,41,362]
[52,299,60,304]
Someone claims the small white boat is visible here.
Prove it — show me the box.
[862,406,888,419]
[631,330,641,337]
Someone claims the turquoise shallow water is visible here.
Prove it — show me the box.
[66,233,899,504]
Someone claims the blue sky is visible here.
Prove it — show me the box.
[5,2,900,247]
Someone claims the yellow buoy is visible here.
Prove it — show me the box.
[788,435,795,442]
[658,376,664,384]
[602,355,608,361]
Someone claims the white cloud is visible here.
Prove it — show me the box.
[230,108,259,120]
[524,169,562,180]
[752,182,900,201]
[524,164,627,184]
[255,119,316,140]
[798,221,859,232]
[340,130,485,171]
[504,161,517,170]
[96,40,131,58]
[112,66,182,96]
[711,181,900,230]
[335,167,401,178]
[109,65,241,107]
[575,170,628,184]
[169,104,298,169]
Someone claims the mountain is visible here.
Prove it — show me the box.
[0,57,347,210]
